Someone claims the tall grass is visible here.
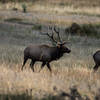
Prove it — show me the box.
[0,1,100,17]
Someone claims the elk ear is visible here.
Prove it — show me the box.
[57,45,60,48]
[57,41,67,47]
[56,42,61,48]
[62,41,67,45]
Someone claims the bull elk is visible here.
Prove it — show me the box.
[93,50,100,72]
[21,26,71,72]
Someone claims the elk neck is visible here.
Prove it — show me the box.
[50,46,64,60]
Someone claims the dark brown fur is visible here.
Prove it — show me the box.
[93,50,100,72]
[21,44,71,72]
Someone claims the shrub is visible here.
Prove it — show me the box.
[65,23,100,38]
[22,3,27,13]
[32,24,42,30]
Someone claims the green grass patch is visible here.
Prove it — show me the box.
[32,24,42,30]
[80,23,100,38]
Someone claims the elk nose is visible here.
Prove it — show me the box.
[68,49,71,53]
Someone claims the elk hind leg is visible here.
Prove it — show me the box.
[47,63,52,72]
[39,62,46,72]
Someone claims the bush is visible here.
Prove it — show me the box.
[65,23,100,38]
[80,24,99,37]
[32,24,42,30]
[22,3,27,13]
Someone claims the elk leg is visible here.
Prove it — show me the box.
[93,64,99,72]
[21,57,28,70]
[39,62,46,72]
[46,63,52,72]
[30,60,35,72]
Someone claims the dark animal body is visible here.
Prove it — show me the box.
[22,44,71,72]
[93,50,100,72]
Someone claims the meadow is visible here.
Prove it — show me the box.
[0,20,100,100]
[0,0,100,100]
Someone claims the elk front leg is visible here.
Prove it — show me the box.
[46,63,52,72]
[39,62,46,72]
[30,60,36,72]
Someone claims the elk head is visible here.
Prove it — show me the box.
[41,26,71,54]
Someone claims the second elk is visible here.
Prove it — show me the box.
[93,50,100,72]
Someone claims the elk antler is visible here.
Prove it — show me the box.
[53,26,67,45]
[41,26,67,46]
[40,26,57,44]
[53,26,62,43]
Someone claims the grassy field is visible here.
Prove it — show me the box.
[0,20,100,100]
[0,0,100,18]
[0,0,100,100]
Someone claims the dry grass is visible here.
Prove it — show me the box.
[0,63,100,100]
[0,0,100,26]
[0,1,100,17]
[29,4,100,16]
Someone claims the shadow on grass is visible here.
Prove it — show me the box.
[1,87,100,100]
[4,17,42,30]
[0,93,33,100]
[41,87,90,100]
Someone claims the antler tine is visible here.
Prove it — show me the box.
[49,26,54,38]
[54,26,62,43]
[40,26,57,44]
[48,26,58,43]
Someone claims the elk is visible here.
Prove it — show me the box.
[21,26,71,72]
[93,50,100,72]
